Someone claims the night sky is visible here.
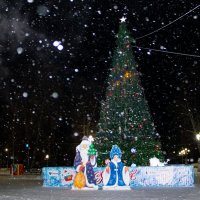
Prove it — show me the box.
[0,0,200,167]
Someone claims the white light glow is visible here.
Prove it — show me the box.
[53,41,61,47]
[57,44,64,50]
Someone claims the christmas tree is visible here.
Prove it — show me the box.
[95,21,163,166]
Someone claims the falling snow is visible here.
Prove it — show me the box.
[17,47,23,54]
[22,92,28,98]
[0,0,199,169]
[51,92,59,98]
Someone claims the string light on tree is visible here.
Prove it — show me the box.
[114,80,121,86]
[131,148,137,154]
[124,71,132,79]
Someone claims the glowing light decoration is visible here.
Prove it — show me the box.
[120,16,127,23]
[114,80,121,86]
[131,148,137,154]
[124,71,132,78]
[179,148,190,156]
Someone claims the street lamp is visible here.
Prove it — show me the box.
[196,133,200,172]
[5,148,9,169]
[25,144,30,172]
[196,133,200,141]
[45,154,49,167]
[196,132,200,155]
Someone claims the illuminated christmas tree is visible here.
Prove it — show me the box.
[95,21,163,166]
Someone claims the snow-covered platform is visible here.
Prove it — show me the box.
[42,165,194,188]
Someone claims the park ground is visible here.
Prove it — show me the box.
[0,169,199,200]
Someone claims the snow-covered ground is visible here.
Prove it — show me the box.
[0,175,200,200]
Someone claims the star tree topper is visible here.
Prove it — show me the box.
[120,16,127,23]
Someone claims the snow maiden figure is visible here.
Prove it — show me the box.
[73,136,98,189]
[103,145,130,190]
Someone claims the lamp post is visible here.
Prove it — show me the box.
[5,148,9,169]
[11,133,15,176]
[45,154,49,167]
[25,144,30,172]
[197,133,200,153]
[196,133,200,172]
